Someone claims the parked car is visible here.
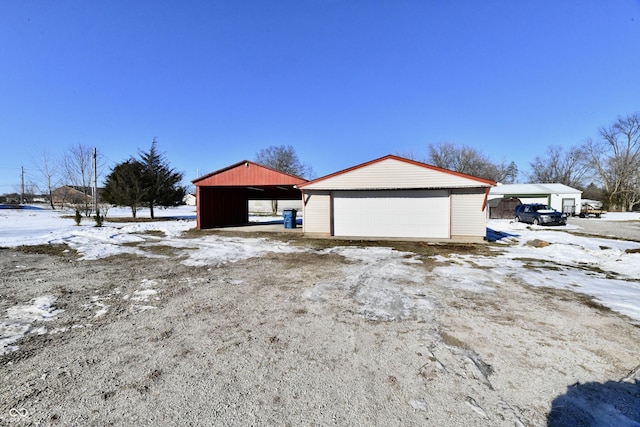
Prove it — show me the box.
[514,203,567,226]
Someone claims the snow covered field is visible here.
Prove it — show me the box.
[1,206,639,425]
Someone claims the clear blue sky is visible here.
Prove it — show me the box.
[1,1,639,193]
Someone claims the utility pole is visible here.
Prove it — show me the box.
[93,147,98,214]
[21,166,25,204]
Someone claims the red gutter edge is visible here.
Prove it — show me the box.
[482,187,490,212]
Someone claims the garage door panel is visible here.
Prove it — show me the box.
[333,190,449,238]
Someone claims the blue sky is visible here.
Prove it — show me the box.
[1,1,639,193]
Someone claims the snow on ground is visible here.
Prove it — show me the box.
[487,218,640,322]
[2,206,640,333]
[2,206,640,329]
[0,296,61,354]
[2,205,640,424]
[304,246,433,322]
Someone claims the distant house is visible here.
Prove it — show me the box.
[51,186,101,207]
[489,183,582,216]
[183,193,196,206]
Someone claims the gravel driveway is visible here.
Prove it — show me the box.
[568,216,640,241]
[2,236,639,426]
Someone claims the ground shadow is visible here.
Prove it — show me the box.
[0,204,44,210]
[547,380,640,426]
[161,214,197,221]
[485,228,518,242]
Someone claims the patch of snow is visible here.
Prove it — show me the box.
[306,247,434,321]
[3,207,640,330]
[1,296,62,355]
[132,289,159,302]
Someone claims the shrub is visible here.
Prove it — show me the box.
[94,208,104,227]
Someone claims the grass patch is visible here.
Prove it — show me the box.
[14,243,77,257]
[566,230,640,244]
[140,230,166,237]
[106,216,184,223]
[440,330,470,350]
[514,257,622,277]
[536,286,615,315]
[139,244,181,256]
[514,257,563,271]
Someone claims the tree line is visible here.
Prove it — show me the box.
[407,112,640,211]
[22,139,185,219]
[14,112,640,214]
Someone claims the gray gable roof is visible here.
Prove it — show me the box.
[490,183,581,195]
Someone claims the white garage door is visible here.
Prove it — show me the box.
[333,190,450,238]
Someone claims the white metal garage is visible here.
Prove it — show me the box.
[298,155,495,241]
[489,183,582,216]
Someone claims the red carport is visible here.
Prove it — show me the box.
[192,160,307,229]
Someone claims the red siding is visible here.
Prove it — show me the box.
[194,161,306,187]
[193,160,307,229]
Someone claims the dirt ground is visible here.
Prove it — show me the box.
[1,231,639,426]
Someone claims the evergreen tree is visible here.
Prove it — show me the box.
[138,139,186,219]
[102,159,145,218]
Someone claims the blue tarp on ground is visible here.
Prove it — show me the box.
[485,228,518,242]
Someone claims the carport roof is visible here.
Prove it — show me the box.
[490,183,582,195]
[192,160,307,187]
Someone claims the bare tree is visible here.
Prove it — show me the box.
[427,142,517,183]
[63,144,97,215]
[527,145,589,187]
[584,113,640,211]
[254,145,313,214]
[255,145,313,178]
[32,149,61,209]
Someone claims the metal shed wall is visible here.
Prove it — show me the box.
[301,191,332,235]
[451,189,489,239]
[193,161,307,229]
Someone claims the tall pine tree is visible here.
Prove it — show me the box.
[138,139,186,219]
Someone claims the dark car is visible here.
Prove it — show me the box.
[514,203,567,226]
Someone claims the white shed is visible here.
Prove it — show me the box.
[489,183,582,215]
[298,155,495,241]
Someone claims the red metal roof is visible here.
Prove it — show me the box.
[192,160,308,187]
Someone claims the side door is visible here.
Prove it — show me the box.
[521,205,534,223]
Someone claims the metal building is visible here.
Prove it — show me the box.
[192,160,307,229]
[489,183,582,216]
[298,155,495,241]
